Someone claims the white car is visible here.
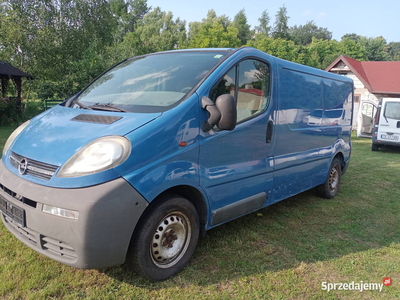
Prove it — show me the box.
[371,98,400,151]
[305,108,345,126]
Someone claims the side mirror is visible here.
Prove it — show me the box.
[201,95,237,132]
[201,96,221,132]
[215,94,237,130]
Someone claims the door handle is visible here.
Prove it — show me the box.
[266,120,273,143]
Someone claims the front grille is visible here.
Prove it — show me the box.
[0,183,37,208]
[9,152,58,180]
[2,214,77,262]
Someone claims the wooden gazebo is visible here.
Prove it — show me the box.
[0,60,33,101]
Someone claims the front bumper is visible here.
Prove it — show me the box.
[0,161,148,269]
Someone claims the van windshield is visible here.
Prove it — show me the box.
[310,110,323,118]
[384,102,400,120]
[75,51,229,113]
[325,109,343,118]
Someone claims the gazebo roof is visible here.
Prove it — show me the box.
[0,60,33,79]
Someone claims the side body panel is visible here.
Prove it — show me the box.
[271,59,353,204]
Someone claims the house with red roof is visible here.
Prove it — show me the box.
[325,55,400,129]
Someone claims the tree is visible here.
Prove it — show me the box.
[359,36,391,61]
[289,21,332,45]
[339,38,366,61]
[255,10,271,36]
[248,35,303,63]
[110,0,151,39]
[232,9,251,45]
[0,0,119,98]
[341,34,391,61]
[113,7,186,58]
[272,5,289,40]
[305,38,342,69]
[388,42,400,61]
[188,10,240,48]
[341,33,362,43]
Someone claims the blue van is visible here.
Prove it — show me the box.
[0,47,353,281]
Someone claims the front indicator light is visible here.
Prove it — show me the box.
[42,204,79,220]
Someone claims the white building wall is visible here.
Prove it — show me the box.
[336,71,378,129]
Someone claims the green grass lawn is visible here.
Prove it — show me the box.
[1,127,400,299]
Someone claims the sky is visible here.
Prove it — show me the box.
[147,0,399,43]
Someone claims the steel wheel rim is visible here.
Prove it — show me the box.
[150,211,192,268]
[328,165,339,193]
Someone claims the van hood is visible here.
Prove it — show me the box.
[10,106,161,166]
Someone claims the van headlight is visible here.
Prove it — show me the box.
[2,120,30,156]
[57,136,131,177]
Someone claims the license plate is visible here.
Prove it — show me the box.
[0,195,26,227]
[381,134,399,140]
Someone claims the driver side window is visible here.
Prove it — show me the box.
[209,68,236,102]
[209,59,270,122]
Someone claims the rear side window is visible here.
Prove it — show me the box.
[384,102,400,120]
[210,59,271,122]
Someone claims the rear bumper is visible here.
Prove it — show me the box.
[372,129,400,147]
[373,139,400,147]
[0,161,148,269]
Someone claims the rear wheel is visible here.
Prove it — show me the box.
[317,158,341,199]
[371,144,379,151]
[127,195,199,281]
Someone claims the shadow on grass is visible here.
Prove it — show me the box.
[103,171,400,288]
[376,145,400,153]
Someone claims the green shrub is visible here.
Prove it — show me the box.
[0,98,44,126]
[24,100,45,120]
[0,97,21,126]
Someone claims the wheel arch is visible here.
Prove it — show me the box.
[134,185,208,240]
[155,185,208,237]
[334,151,345,172]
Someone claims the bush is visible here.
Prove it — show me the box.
[0,98,44,126]
[0,98,21,126]
[23,100,45,120]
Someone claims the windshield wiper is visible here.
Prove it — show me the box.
[89,103,129,113]
[71,99,93,110]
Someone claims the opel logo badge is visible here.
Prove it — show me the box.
[18,158,28,175]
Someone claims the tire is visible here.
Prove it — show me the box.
[317,158,341,199]
[127,194,199,281]
[371,144,379,151]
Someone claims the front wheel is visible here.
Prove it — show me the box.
[127,195,199,281]
[317,158,341,199]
